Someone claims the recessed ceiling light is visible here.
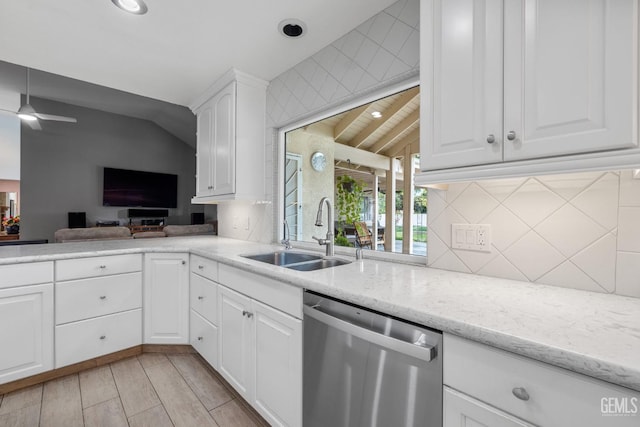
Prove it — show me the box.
[371,111,382,119]
[278,19,307,38]
[111,0,148,15]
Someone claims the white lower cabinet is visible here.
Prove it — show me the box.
[444,333,640,427]
[190,261,220,369]
[0,282,54,384]
[218,286,253,398]
[217,264,302,427]
[190,310,219,368]
[444,387,534,427]
[144,253,189,344]
[56,309,142,368]
[253,299,302,427]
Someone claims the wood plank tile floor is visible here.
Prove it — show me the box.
[0,353,270,427]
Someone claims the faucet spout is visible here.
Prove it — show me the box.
[313,197,334,256]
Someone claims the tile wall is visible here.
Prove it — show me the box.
[217,0,420,243]
[428,170,640,298]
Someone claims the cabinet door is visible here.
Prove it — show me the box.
[196,100,214,196]
[211,82,236,196]
[504,0,638,161]
[421,0,504,170]
[218,285,252,400]
[190,309,219,369]
[444,387,534,427]
[144,253,189,344]
[253,300,302,427]
[0,284,53,384]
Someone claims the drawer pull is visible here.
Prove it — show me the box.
[99,335,106,340]
[99,265,107,269]
[198,296,204,300]
[198,265,204,270]
[242,310,253,318]
[99,295,107,300]
[512,387,530,401]
[181,260,186,265]
[197,336,203,341]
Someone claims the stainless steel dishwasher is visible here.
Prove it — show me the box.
[303,291,442,427]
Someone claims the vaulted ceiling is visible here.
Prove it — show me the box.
[309,85,420,189]
[0,0,398,106]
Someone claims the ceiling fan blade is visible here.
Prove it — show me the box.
[33,113,78,123]
[26,119,42,130]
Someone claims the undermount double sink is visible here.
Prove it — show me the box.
[242,251,351,271]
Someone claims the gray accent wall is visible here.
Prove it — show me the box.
[20,97,199,242]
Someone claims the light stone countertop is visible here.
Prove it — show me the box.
[1,235,639,392]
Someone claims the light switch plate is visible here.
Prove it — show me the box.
[451,224,492,252]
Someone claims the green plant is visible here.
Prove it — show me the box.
[334,233,353,247]
[335,175,364,226]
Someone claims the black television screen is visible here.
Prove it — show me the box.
[103,167,178,208]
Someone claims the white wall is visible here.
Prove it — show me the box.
[20,97,198,242]
[216,0,420,243]
[286,124,335,241]
[428,170,640,298]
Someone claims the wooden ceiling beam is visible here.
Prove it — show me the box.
[382,128,420,158]
[347,86,420,149]
[369,109,419,154]
[333,105,368,140]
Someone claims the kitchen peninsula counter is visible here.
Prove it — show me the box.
[1,235,638,392]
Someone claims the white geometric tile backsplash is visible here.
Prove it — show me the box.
[265,0,419,128]
[428,170,640,298]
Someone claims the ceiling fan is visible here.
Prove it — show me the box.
[3,68,78,130]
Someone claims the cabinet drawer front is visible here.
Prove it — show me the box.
[444,334,640,426]
[444,386,534,427]
[56,272,142,325]
[0,262,53,290]
[0,284,54,384]
[55,309,141,368]
[218,264,302,319]
[190,310,218,369]
[190,273,218,325]
[190,255,218,282]
[56,254,142,281]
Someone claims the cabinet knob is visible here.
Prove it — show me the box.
[99,295,106,300]
[99,265,106,269]
[198,265,204,270]
[507,130,517,141]
[99,335,106,340]
[197,336,203,341]
[512,387,530,401]
[243,310,253,318]
[198,296,204,300]
[181,260,186,265]
[486,134,496,144]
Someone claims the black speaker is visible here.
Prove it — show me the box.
[127,208,169,218]
[191,212,205,225]
[68,212,86,229]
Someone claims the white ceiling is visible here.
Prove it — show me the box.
[0,0,398,107]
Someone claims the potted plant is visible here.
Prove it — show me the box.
[2,215,20,234]
[335,175,363,247]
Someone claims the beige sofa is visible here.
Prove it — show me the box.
[54,224,215,243]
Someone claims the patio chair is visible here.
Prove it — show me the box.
[354,221,373,249]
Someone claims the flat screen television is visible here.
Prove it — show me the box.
[103,167,178,208]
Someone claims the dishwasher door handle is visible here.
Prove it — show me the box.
[304,304,437,362]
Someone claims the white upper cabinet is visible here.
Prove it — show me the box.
[190,69,268,203]
[420,0,638,176]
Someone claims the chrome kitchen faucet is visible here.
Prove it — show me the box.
[312,197,334,256]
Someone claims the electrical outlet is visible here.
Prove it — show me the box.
[451,224,492,252]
